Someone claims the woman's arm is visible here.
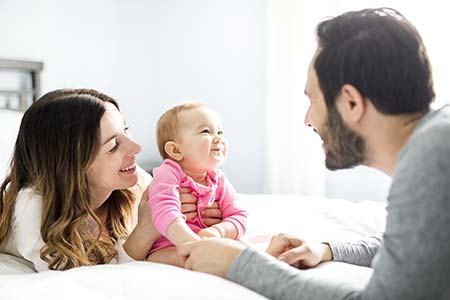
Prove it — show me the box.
[127,165,152,228]
[9,188,49,272]
[122,188,161,260]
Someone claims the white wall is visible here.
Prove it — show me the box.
[3,1,444,201]
[0,0,121,96]
[114,0,267,193]
[0,0,267,193]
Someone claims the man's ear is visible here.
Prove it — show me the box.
[164,141,183,161]
[336,84,365,123]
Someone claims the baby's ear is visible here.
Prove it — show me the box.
[164,141,183,161]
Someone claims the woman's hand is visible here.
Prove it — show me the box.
[123,188,161,260]
[179,188,198,220]
[136,188,161,241]
[265,233,333,268]
[179,188,223,226]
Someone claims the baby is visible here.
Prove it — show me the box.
[146,103,248,267]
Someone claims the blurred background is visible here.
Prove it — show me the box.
[1,0,448,202]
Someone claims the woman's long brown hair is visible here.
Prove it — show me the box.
[0,89,135,270]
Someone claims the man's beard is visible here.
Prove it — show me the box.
[321,105,365,170]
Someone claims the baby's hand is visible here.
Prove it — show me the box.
[198,227,222,238]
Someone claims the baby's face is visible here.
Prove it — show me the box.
[177,106,227,172]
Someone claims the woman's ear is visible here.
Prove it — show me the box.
[164,141,183,161]
[336,84,365,123]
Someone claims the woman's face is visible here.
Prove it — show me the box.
[87,103,141,208]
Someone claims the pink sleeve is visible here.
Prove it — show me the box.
[216,172,248,239]
[148,162,185,236]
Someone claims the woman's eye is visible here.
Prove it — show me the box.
[109,142,120,152]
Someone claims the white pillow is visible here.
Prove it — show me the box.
[0,110,22,181]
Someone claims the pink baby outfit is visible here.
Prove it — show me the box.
[148,159,248,253]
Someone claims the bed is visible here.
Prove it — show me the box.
[0,107,387,300]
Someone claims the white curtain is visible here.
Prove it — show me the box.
[265,0,337,196]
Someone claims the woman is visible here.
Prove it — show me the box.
[0,89,221,271]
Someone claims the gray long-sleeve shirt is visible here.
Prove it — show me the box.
[229,105,450,299]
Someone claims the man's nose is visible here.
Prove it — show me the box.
[304,108,312,127]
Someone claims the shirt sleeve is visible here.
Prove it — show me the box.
[13,190,49,272]
[110,236,136,264]
[148,161,185,236]
[328,234,382,267]
[216,172,248,239]
[13,190,137,272]
[229,247,362,300]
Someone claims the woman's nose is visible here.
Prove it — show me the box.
[129,139,142,155]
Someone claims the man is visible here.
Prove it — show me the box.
[178,8,450,299]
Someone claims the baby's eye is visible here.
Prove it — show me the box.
[201,129,210,134]
[217,130,224,135]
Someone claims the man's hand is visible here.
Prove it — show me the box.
[178,238,246,278]
[266,233,332,268]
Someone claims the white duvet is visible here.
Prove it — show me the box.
[0,193,386,300]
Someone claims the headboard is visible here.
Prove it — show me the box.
[0,58,43,179]
[0,58,44,112]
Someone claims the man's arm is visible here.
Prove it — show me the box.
[329,234,382,267]
[179,238,364,300]
[230,247,363,300]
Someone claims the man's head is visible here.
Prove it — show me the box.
[305,63,365,170]
[304,8,435,170]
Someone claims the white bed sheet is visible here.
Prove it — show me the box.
[0,193,386,300]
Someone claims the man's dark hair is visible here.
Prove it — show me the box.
[314,8,434,114]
